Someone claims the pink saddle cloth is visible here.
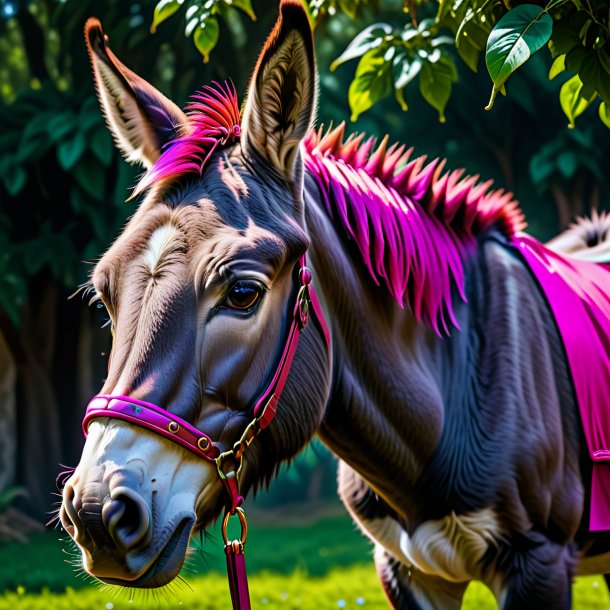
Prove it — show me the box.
[515,234,610,531]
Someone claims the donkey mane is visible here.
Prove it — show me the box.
[303,124,526,334]
[133,81,241,196]
[133,80,526,334]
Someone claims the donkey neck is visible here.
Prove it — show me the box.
[303,173,449,512]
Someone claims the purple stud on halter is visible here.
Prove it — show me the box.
[81,254,330,610]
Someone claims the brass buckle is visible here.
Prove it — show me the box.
[297,285,310,328]
[233,418,259,460]
[215,417,260,481]
[216,450,242,481]
[222,506,248,548]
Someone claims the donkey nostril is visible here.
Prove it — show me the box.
[60,483,80,537]
[103,491,150,551]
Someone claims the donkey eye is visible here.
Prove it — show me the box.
[224,281,264,311]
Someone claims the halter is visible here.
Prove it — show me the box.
[82,254,330,609]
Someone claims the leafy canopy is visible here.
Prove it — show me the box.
[327,0,610,130]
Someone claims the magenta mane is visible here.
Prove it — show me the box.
[134,80,241,196]
[136,82,527,335]
[303,124,526,335]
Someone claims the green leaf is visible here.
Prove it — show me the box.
[348,47,392,121]
[600,102,610,130]
[73,154,106,201]
[223,0,256,20]
[437,0,456,22]
[89,127,114,167]
[456,7,492,52]
[485,5,553,110]
[545,0,568,10]
[193,16,220,62]
[431,35,455,48]
[549,54,565,79]
[594,54,610,104]
[556,150,578,178]
[529,153,554,184]
[70,186,108,240]
[331,23,392,71]
[577,52,603,100]
[46,112,77,143]
[338,0,358,19]
[548,20,579,58]
[395,87,408,111]
[151,0,183,33]
[559,75,595,128]
[565,46,587,73]
[599,50,610,75]
[391,50,421,111]
[69,185,86,213]
[455,5,493,73]
[58,132,86,171]
[79,99,104,133]
[419,55,458,123]
[392,52,423,90]
[456,35,481,72]
[3,166,26,196]
[16,111,54,162]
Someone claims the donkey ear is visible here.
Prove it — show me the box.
[240,0,317,183]
[84,18,187,169]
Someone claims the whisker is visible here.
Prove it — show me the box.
[69,281,95,301]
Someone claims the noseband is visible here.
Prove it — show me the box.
[82,254,330,609]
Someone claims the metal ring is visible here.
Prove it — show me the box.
[299,266,312,286]
[221,506,248,546]
[168,421,180,433]
[197,436,210,452]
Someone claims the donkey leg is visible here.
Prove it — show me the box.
[338,461,406,560]
[498,534,574,610]
[375,545,467,610]
[338,462,467,609]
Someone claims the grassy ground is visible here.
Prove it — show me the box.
[0,567,609,610]
[0,509,609,609]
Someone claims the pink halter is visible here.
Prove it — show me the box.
[81,254,330,610]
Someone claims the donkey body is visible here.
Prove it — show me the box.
[60,2,610,607]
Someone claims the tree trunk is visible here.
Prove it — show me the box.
[0,331,17,492]
[2,279,64,520]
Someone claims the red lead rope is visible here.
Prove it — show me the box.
[223,508,251,610]
[82,255,331,610]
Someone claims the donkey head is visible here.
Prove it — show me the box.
[60,0,331,588]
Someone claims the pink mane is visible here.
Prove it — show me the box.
[134,82,526,334]
[302,124,526,335]
[133,80,241,196]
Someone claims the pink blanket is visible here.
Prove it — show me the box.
[516,235,610,531]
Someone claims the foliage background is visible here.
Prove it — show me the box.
[0,0,609,606]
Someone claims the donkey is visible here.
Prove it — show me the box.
[60,1,610,607]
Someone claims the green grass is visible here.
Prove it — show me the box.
[1,512,609,609]
[0,567,609,609]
